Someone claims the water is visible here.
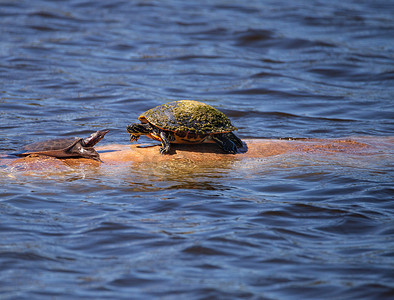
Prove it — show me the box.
[1,0,393,299]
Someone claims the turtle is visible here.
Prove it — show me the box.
[126,100,243,154]
[15,130,109,161]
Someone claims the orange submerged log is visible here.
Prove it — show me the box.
[1,137,392,175]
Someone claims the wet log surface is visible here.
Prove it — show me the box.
[2,137,392,175]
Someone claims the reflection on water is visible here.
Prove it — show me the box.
[1,0,394,299]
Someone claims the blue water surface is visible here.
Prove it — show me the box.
[1,0,393,299]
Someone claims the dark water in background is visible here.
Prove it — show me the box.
[1,0,393,299]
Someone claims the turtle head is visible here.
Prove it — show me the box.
[83,130,109,147]
[127,123,152,142]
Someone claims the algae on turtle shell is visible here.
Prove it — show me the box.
[143,100,237,134]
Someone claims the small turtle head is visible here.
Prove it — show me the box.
[83,130,109,147]
[127,123,152,142]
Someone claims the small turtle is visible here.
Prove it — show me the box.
[15,130,109,161]
[127,100,243,154]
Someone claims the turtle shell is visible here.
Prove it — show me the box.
[23,137,80,153]
[139,100,237,134]
[19,137,86,159]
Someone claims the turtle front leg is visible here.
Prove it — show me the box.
[212,133,239,154]
[159,131,171,154]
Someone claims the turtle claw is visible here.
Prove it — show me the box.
[130,135,140,142]
[159,146,171,155]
